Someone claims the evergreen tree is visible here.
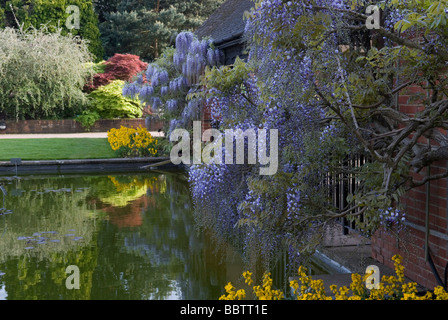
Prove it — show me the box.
[92,0,121,23]
[97,0,224,62]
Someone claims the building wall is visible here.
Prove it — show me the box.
[221,42,247,65]
[0,118,165,135]
[371,83,448,290]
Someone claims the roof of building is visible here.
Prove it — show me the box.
[195,0,254,45]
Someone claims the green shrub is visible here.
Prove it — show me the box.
[0,26,94,120]
[75,110,101,131]
[87,80,142,119]
[89,60,107,74]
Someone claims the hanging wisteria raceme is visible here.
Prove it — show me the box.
[166,99,180,113]
[160,86,168,97]
[175,31,195,56]
[145,64,157,80]
[122,31,223,133]
[122,82,140,99]
[138,85,154,104]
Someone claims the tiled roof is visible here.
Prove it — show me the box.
[195,0,254,44]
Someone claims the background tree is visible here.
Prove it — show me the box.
[0,0,104,60]
[0,26,94,120]
[98,0,224,61]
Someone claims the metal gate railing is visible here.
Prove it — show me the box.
[327,154,368,235]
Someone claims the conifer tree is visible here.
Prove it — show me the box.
[97,0,224,62]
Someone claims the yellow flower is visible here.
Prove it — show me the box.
[243,271,253,286]
[107,125,158,157]
[219,255,448,300]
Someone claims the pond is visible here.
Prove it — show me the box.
[0,171,250,300]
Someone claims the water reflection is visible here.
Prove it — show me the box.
[0,172,246,300]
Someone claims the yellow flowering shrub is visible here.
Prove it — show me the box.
[220,255,448,300]
[219,271,283,300]
[220,282,246,300]
[107,125,158,158]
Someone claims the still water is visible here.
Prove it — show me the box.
[0,171,248,300]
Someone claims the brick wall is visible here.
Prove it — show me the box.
[201,105,213,134]
[0,118,165,135]
[371,83,448,289]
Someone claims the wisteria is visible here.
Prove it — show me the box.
[379,207,406,227]
[122,31,223,133]
[187,0,440,270]
[119,0,448,277]
[188,0,336,268]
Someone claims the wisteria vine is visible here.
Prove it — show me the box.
[123,31,223,133]
[188,0,448,271]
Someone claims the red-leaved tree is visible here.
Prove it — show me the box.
[84,54,148,92]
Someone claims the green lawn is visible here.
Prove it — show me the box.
[0,138,116,161]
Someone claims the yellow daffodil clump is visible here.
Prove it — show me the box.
[220,255,448,300]
[107,125,158,158]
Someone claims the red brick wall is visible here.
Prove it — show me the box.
[0,118,165,134]
[201,105,212,134]
[371,83,448,289]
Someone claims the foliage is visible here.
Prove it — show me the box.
[1,0,104,60]
[221,255,448,300]
[75,110,101,130]
[122,31,222,132]
[84,54,148,93]
[87,80,143,119]
[107,125,158,158]
[0,26,94,120]
[104,53,149,81]
[188,0,448,266]
[98,0,225,61]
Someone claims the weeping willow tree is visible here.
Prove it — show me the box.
[0,26,94,120]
